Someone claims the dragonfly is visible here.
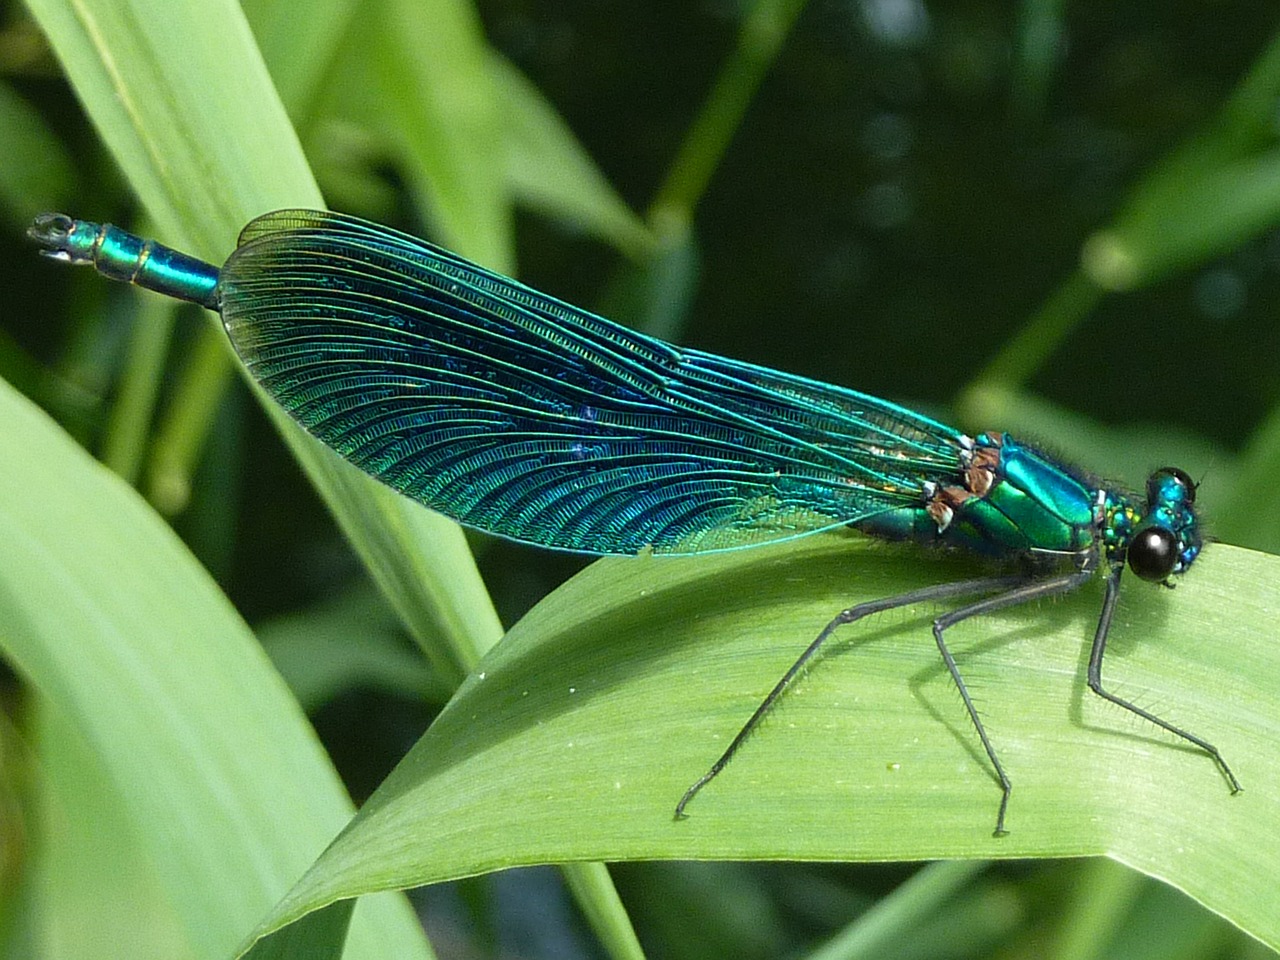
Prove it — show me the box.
[28,209,1241,835]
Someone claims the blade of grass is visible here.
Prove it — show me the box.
[964,270,1102,394]
[257,585,446,713]
[610,0,806,344]
[561,863,648,960]
[1082,147,1280,292]
[26,0,501,682]
[373,0,512,271]
[35,707,192,960]
[0,376,431,959]
[493,53,653,258]
[1214,402,1280,553]
[142,318,228,513]
[804,861,988,960]
[651,0,809,220]
[240,0,361,116]
[100,289,177,484]
[1050,859,1143,960]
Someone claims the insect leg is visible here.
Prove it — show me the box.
[931,570,1092,836]
[675,574,1028,820]
[1086,565,1242,793]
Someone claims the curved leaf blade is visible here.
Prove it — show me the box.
[246,536,1279,948]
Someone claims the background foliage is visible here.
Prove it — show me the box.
[1,0,1279,958]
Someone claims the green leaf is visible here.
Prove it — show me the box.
[240,0,362,116]
[805,860,989,960]
[974,30,1280,392]
[242,902,356,960]
[372,0,513,270]
[245,535,1280,949]
[26,0,502,681]
[35,708,191,960]
[100,289,178,484]
[1079,29,1280,292]
[24,0,312,254]
[0,377,432,959]
[257,585,446,712]
[1083,148,1280,291]
[492,54,652,258]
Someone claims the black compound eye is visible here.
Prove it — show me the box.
[1128,527,1179,582]
[1148,466,1197,505]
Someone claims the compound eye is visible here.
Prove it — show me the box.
[1148,466,1197,505]
[1128,527,1179,582]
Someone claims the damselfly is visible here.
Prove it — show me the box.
[28,210,1241,834]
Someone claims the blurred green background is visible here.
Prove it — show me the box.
[2,0,1280,958]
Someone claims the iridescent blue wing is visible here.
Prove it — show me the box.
[219,210,967,556]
